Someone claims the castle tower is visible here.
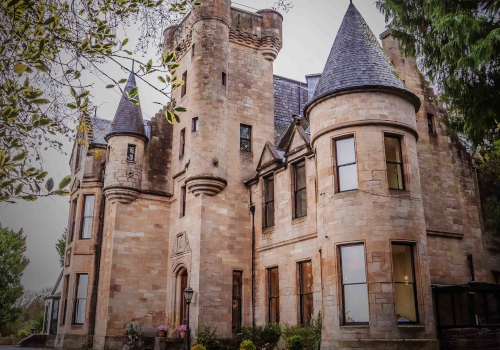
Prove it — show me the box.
[304,4,438,348]
[104,69,147,203]
[163,0,282,338]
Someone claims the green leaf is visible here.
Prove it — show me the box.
[173,113,180,123]
[158,76,166,83]
[106,85,115,89]
[36,171,48,180]
[7,0,22,7]
[22,195,37,201]
[122,38,129,46]
[32,99,50,105]
[129,98,140,105]
[166,110,174,124]
[52,189,71,196]
[67,103,77,109]
[58,175,71,189]
[14,63,28,76]
[129,87,138,98]
[174,107,187,112]
[39,118,51,126]
[12,151,26,162]
[119,79,127,83]
[43,17,55,25]
[45,178,54,192]
[14,184,23,195]
[124,50,133,55]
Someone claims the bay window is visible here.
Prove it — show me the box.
[392,243,418,323]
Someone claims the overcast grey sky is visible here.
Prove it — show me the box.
[0,0,387,292]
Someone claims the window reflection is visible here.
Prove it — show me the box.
[335,137,358,192]
[392,244,418,323]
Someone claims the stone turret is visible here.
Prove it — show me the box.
[305,3,437,347]
[103,69,147,203]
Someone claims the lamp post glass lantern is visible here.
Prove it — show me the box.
[183,287,194,350]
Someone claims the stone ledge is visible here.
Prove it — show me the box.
[427,229,464,239]
[185,176,227,196]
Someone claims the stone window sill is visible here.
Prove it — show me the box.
[292,216,307,225]
[263,226,275,235]
[398,324,424,328]
[340,325,369,328]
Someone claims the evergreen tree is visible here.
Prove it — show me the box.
[0,227,29,328]
[376,0,500,148]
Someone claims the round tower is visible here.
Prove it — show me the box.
[304,3,437,348]
[104,71,147,204]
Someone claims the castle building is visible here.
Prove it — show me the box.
[45,1,499,350]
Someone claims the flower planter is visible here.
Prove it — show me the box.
[158,331,166,337]
[180,331,186,339]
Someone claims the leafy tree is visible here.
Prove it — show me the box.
[376,0,500,148]
[55,229,67,268]
[0,0,201,203]
[0,227,29,328]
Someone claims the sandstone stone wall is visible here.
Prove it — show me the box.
[381,33,489,284]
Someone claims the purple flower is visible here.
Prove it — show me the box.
[158,325,167,332]
[179,325,187,331]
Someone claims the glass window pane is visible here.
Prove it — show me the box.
[454,292,471,326]
[387,163,403,190]
[84,195,95,216]
[339,164,358,191]
[82,218,93,239]
[233,271,242,298]
[301,293,314,325]
[240,125,251,139]
[300,261,313,294]
[232,299,241,328]
[270,268,279,297]
[295,162,306,189]
[384,137,401,163]
[75,299,86,324]
[392,245,414,283]
[394,283,417,323]
[266,177,274,201]
[341,245,367,284]
[296,189,307,218]
[344,284,369,323]
[240,139,251,152]
[266,201,275,227]
[52,299,59,320]
[336,138,356,166]
[77,275,88,299]
[270,297,279,324]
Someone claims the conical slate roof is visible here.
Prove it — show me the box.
[306,3,420,113]
[106,68,147,141]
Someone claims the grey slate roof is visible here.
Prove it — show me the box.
[90,117,112,146]
[107,71,147,140]
[306,3,419,111]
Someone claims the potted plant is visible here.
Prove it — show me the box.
[179,325,187,338]
[157,325,167,337]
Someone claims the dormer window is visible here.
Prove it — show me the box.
[127,144,136,162]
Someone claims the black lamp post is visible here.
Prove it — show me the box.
[183,287,194,350]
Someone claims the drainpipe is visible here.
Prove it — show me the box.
[88,165,106,347]
[249,188,256,327]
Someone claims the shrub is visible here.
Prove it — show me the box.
[235,324,281,350]
[18,330,28,337]
[125,322,142,341]
[282,312,322,350]
[287,336,303,350]
[240,340,256,350]
[195,326,221,350]
[192,344,206,350]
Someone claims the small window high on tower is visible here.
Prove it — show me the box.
[181,71,187,97]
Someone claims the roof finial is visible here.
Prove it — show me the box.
[131,60,135,74]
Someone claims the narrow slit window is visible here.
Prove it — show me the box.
[427,113,435,133]
[335,137,358,192]
[232,271,243,329]
[192,117,199,132]
[264,176,275,228]
[298,260,313,325]
[73,274,88,325]
[240,124,251,152]
[268,267,279,324]
[80,195,95,240]
[392,243,419,324]
[180,128,186,158]
[222,72,227,86]
[69,198,77,242]
[181,71,187,97]
[384,136,405,190]
[340,244,369,325]
[61,275,69,325]
[75,142,81,171]
[294,160,307,218]
[180,186,186,217]
[191,43,195,58]
[127,144,136,162]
